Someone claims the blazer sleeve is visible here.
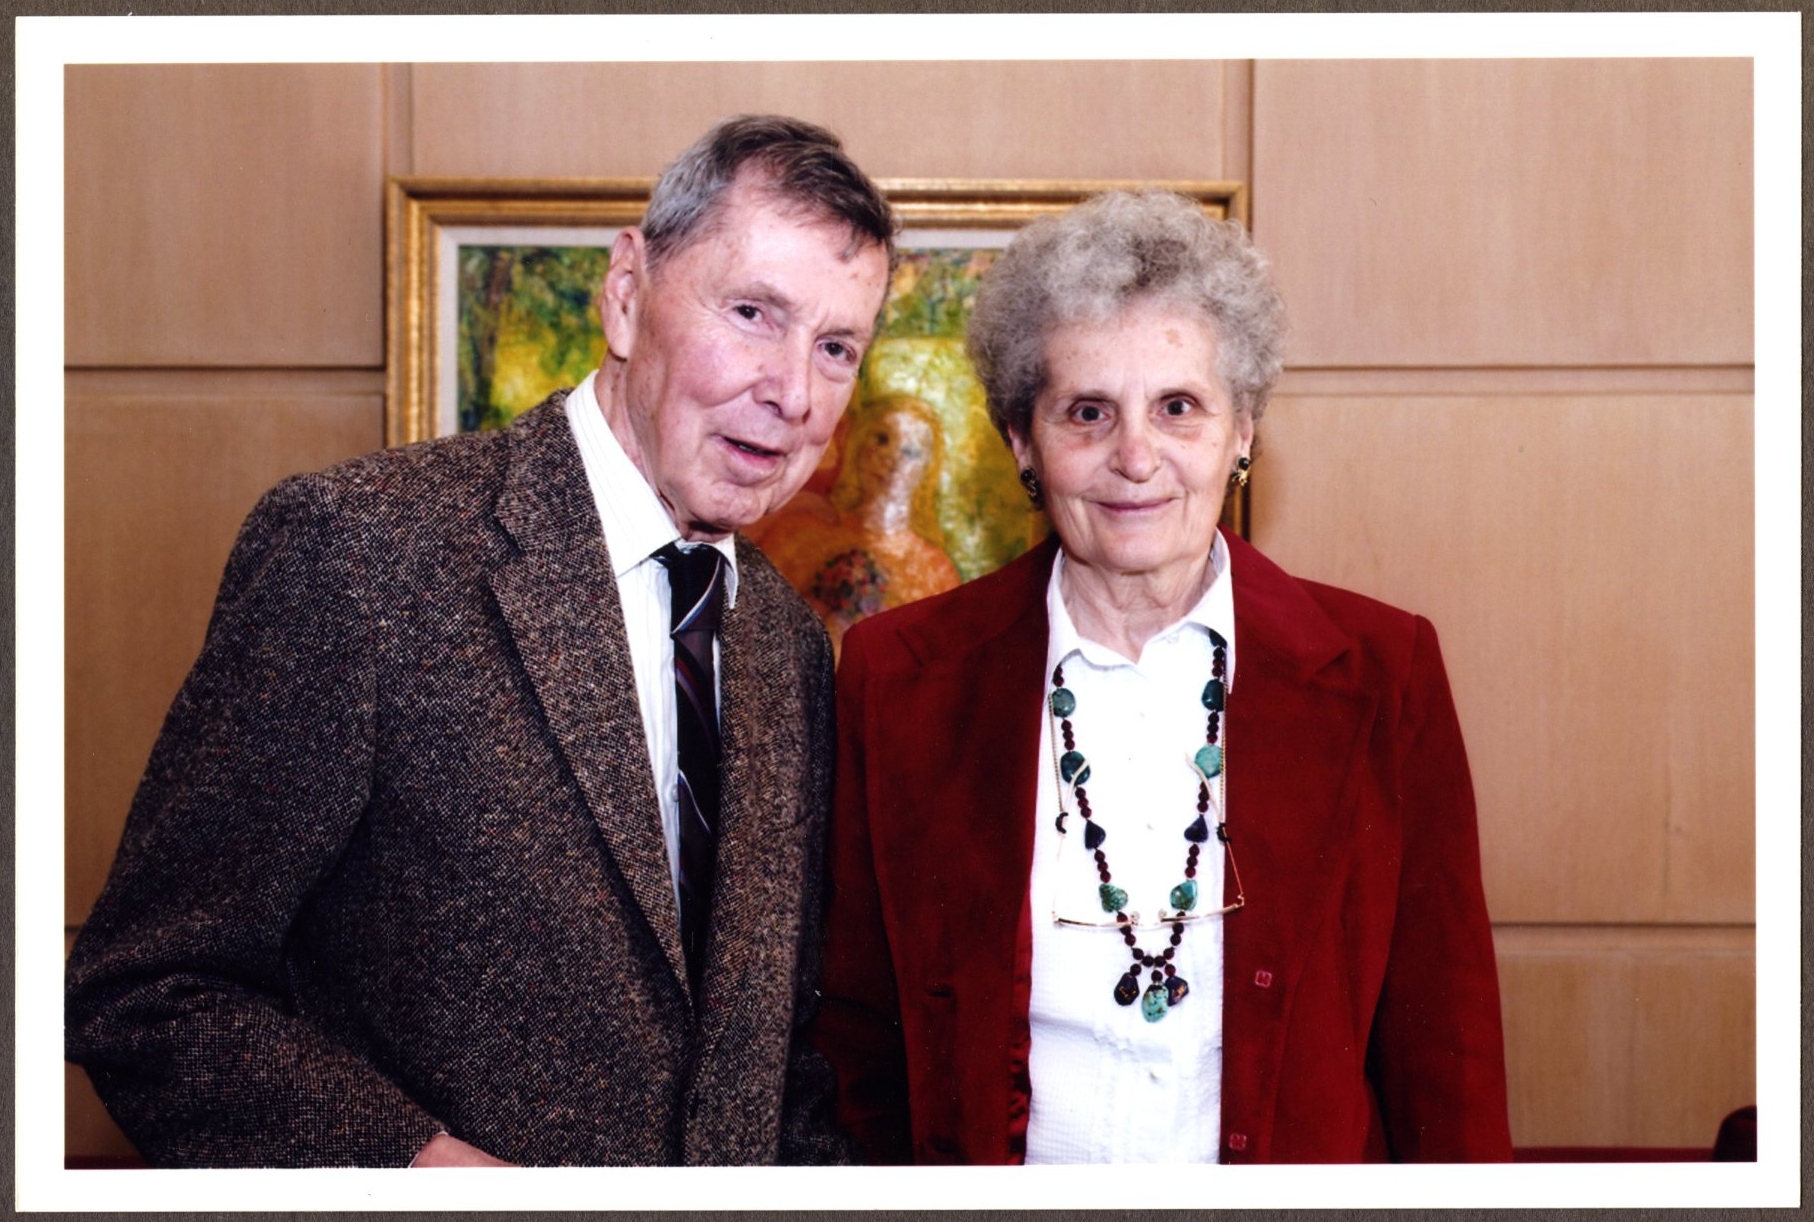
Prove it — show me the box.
[805,624,914,1164]
[64,476,446,1167]
[1365,615,1514,1161]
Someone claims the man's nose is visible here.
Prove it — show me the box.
[761,336,814,422]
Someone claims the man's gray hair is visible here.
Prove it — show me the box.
[641,114,896,270]
[966,191,1287,443]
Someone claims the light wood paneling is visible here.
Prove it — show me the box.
[1495,927,1755,1148]
[65,390,383,924]
[1251,59,1753,368]
[1249,394,1754,925]
[411,61,1230,181]
[65,65,387,368]
[1277,366,1754,398]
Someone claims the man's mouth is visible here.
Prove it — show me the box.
[724,436,784,460]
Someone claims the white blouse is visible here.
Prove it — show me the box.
[1025,534,1237,1164]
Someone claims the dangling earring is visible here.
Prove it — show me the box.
[1019,467,1044,508]
[1231,455,1252,488]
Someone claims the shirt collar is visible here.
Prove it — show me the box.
[565,371,739,606]
[1044,531,1235,683]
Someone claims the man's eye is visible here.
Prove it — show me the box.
[822,340,854,362]
[733,304,761,321]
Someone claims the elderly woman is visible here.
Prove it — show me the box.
[808,192,1512,1164]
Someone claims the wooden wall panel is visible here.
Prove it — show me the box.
[1496,927,1755,1148]
[410,61,1230,181]
[1249,393,1754,926]
[65,390,383,925]
[65,65,387,369]
[1251,59,1753,369]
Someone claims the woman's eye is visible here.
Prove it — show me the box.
[1076,404,1104,423]
[1162,398,1192,416]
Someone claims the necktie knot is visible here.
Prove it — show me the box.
[656,543,726,637]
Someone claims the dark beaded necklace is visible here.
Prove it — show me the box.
[1047,628,1236,1023]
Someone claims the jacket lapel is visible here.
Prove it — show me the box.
[1218,534,1375,1160]
[677,547,831,1161]
[891,540,1054,976]
[865,540,1052,1157]
[485,396,689,995]
[696,549,816,1008]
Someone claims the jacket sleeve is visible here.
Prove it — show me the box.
[803,624,914,1164]
[776,626,858,1166]
[64,476,446,1167]
[1366,615,1514,1161]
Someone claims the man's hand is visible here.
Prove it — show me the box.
[410,1133,513,1167]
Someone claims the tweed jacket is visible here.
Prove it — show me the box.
[66,395,847,1167]
[809,533,1512,1164]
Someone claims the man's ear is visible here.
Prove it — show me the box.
[600,228,646,360]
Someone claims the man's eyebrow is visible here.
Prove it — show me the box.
[730,280,793,313]
[733,279,873,341]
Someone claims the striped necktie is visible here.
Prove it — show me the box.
[655,543,726,995]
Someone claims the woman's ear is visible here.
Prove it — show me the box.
[1007,427,1035,477]
[600,228,646,360]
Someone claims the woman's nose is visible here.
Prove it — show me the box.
[1111,416,1160,480]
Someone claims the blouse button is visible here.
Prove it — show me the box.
[1227,1132,1249,1152]
[1253,969,1273,988]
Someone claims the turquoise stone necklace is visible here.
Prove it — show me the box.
[1047,628,1230,1023]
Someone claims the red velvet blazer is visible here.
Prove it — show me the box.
[809,533,1512,1164]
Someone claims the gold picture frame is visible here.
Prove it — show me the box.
[383,177,1251,550]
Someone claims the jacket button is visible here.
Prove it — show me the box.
[1227,1132,1248,1152]
[1253,969,1273,988]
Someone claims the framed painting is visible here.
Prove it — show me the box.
[386,178,1248,642]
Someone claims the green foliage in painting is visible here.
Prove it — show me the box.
[878,249,997,341]
[457,246,612,433]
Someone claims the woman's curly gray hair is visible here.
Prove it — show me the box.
[966,191,1287,443]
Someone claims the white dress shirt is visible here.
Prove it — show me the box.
[564,373,738,900]
[1025,533,1237,1164]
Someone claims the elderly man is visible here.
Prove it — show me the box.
[65,114,895,1167]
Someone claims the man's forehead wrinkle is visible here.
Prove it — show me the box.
[727,179,887,267]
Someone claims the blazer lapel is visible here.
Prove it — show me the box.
[1219,534,1376,1160]
[694,551,816,1005]
[485,397,689,995]
[866,541,1053,1158]
[677,549,831,1160]
[890,540,1054,977]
